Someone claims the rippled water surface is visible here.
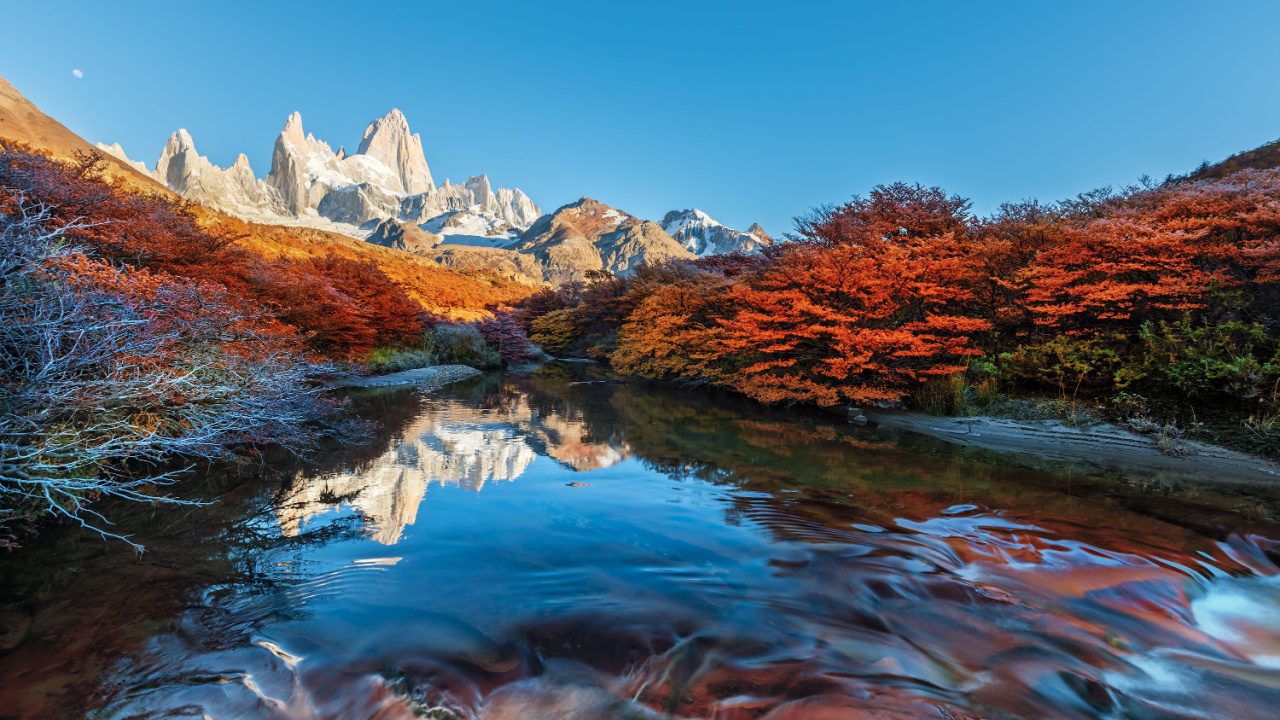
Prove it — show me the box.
[3,364,1280,719]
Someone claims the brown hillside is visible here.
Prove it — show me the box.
[0,75,533,318]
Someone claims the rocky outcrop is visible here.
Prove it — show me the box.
[430,245,545,284]
[315,182,402,225]
[512,198,695,282]
[661,208,773,256]
[365,218,443,254]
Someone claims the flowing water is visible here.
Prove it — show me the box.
[2,363,1280,719]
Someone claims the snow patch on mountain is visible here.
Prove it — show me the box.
[423,208,518,248]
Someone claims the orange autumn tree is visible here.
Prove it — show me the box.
[715,185,990,406]
[612,265,738,383]
[1019,217,1223,332]
[1019,169,1280,334]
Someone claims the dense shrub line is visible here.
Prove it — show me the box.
[519,178,1280,454]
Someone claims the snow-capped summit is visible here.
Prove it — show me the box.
[660,208,773,256]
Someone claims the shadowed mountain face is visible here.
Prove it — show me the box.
[3,364,1280,719]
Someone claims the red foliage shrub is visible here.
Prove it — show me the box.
[477,312,537,365]
[253,256,425,356]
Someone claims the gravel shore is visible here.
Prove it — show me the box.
[329,365,482,392]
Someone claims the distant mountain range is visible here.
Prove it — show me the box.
[97,109,773,283]
[0,75,534,318]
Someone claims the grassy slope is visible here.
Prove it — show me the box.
[0,76,533,320]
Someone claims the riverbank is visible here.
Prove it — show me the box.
[328,364,482,391]
[868,409,1280,485]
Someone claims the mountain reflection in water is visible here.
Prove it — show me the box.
[1,363,1279,719]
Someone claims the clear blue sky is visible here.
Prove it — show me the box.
[4,1,1280,234]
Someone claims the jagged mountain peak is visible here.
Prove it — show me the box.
[166,128,197,151]
[152,126,282,218]
[356,108,432,193]
[137,102,539,260]
[746,223,773,243]
[366,218,443,255]
[281,111,306,144]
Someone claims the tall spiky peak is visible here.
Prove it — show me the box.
[356,108,433,193]
[280,111,306,145]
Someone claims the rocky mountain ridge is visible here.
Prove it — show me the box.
[105,110,540,240]
[98,106,772,284]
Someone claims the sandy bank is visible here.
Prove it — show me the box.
[867,410,1280,485]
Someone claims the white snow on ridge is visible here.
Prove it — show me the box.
[660,208,772,256]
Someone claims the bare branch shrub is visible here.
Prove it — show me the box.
[0,200,335,548]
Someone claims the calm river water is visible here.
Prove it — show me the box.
[2,363,1279,719]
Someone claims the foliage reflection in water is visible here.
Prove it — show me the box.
[2,363,1279,719]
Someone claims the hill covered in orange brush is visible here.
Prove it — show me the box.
[0,76,535,321]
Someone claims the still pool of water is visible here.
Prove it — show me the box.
[2,363,1280,719]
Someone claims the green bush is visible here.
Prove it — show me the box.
[1001,334,1123,398]
[363,346,436,374]
[1116,318,1279,406]
[529,308,582,355]
[432,324,502,370]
